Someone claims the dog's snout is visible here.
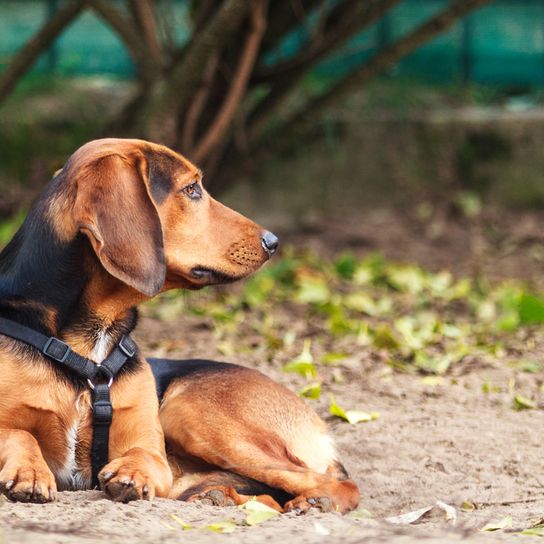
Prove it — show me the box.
[261,231,279,257]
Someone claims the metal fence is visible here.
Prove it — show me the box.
[1,0,544,86]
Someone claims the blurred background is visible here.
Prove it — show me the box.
[1,0,544,287]
[2,0,544,225]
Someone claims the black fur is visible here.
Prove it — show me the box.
[0,178,142,388]
[148,358,238,400]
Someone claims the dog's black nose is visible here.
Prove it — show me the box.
[261,231,279,256]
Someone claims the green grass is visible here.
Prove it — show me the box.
[143,248,544,384]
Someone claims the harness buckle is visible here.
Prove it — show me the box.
[118,335,136,358]
[87,377,113,391]
[92,398,113,424]
[43,337,70,363]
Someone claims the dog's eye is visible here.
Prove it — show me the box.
[182,181,202,200]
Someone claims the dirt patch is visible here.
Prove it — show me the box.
[1,212,544,543]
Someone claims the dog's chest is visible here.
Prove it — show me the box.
[53,392,93,491]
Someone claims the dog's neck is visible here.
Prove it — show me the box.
[0,202,141,362]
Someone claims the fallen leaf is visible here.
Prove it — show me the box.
[521,527,544,536]
[481,516,513,532]
[329,395,379,424]
[170,515,193,530]
[348,508,373,519]
[513,395,536,410]
[298,382,322,399]
[204,520,238,533]
[283,340,317,379]
[386,505,434,525]
[386,502,456,525]
[240,498,281,525]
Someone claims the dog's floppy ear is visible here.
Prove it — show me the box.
[74,153,166,296]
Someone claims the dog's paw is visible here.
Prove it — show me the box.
[186,486,238,507]
[99,458,154,502]
[0,462,57,503]
[284,495,334,515]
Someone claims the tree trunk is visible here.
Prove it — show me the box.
[129,0,251,145]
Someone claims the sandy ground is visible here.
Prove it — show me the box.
[1,211,544,543]
[2,366,543,543]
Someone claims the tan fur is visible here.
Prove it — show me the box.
[0,138,359,512]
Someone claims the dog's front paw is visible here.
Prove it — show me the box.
[99,458,153,502]
[0,461,57,503]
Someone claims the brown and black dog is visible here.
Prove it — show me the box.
[0,138,359,513]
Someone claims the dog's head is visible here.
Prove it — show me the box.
[54,138,278,297]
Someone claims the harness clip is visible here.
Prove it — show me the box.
[43,337,70,363]
[118,335,137,358]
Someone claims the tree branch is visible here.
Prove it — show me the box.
[180,52,220,152]
[260,0,493,148]
[191,0,268,163]
[248,0,401,141]
[136,0,250,144]
[128,0,163,66]
[0,0,86,106]
[88,0,159,83]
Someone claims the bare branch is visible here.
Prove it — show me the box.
[136,0,250,144]
[261,0,493,147]
[0,0,86,106]
[180,52,220,152]
[192,0,268,162]
[88,0,159,83]
[248,0,402,140]
[128,0,163,66]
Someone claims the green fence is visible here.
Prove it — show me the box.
[1,0,544,86]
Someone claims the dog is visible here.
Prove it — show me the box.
[0,138,359,513]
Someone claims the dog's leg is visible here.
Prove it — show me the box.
[168,456,285,511]
[0,429,57,503]
[159,363,360,514]
[98,364,173,502]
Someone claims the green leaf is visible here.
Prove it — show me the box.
[513,395,536,410]
[348,508,373,519]
[321,352,347,365]
[329,395,379,424]
[283,340,317,379]
[170,514,193,530]
[372,324,399,350]
[519,293,544,324]
[298,382,322,399]
[294,274,330,304]
[481,516,512,532]
[521,527,544,536]
[240,498,281,526]
[204,521,238,533]
[387,265,426,294]
[509,360,541,373]
[334,252,357,280]
[455,191,481,218]
[414,351,452,374]
[421,376,445,386]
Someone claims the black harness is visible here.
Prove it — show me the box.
[0,316,137,488]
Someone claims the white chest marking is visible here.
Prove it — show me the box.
[55,332,112,490]
[55,423,79,490]
[54,396,91,490]
[90,331,111,363]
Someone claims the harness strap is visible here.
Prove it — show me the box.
[0,316,137,488]
[0,316,98,380]
[90,383,113,488]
